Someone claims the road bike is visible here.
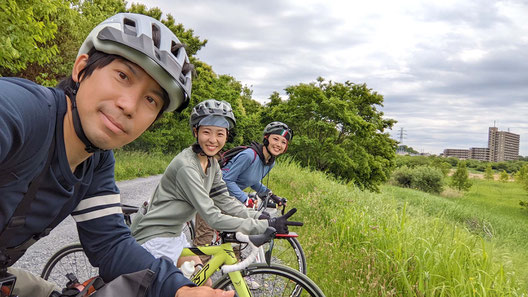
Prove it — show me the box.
[42,203,315,295]
[42,227,324,296]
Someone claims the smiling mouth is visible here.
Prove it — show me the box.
[101,112,126,134]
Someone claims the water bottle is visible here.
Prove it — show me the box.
[180,260,195,279]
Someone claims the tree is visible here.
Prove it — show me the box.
[0,0,63,77]
[397,145,419,154]
[484,164,494,181]
[451,161,472,191]
[261,77,397,191]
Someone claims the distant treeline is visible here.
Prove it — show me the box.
[396,154,528,173]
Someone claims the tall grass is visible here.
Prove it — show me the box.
[114,150,174,181]
[267,158,526,296]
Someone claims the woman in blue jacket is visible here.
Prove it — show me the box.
[193,122,293,263]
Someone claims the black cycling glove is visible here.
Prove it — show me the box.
[258,211,271,220]
[267,208,303,234]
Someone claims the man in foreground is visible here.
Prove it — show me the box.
[0,13,232,297]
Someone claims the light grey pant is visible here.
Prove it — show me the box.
[8,267,60,297]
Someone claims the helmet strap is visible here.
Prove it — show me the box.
[67,83,103,153]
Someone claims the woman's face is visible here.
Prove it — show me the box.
[267,134,288,156]
[196,125,228,156]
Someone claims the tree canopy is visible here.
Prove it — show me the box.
[260,78,397,191]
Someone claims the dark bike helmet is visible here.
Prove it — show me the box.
[78,13,193,113]
[263,122,293,142]
[189,99,236,132]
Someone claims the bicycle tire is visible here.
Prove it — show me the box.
[212,263,325,297]
[41,243,97,288]
[243,237,307,275]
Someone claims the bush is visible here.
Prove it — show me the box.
[391,165,444,194]
[411,166,445,194]
[391,166,413,188]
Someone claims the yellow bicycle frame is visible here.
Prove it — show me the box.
[180,242,251,297]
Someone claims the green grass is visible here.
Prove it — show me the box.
[114,150,174,181]
[267,159,527,296]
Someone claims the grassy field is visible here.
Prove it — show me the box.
[269,160,527,296]
[114,150,174,181]
[116,153,528,296]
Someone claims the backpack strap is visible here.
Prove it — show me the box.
[0,137,56,268]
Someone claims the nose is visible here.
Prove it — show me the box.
[115,91,139,118]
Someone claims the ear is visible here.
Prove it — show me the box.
[192,127,198,138]
[72,54,89,83]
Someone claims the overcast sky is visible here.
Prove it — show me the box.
[134,0,528,156]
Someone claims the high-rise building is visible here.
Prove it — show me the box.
[488,127,520,162]
[443,127,520,161]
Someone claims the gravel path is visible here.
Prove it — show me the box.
[12,175,162,276]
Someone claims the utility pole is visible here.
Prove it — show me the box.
[396,127,407,154]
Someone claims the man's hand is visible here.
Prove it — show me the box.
[175,286,234,297]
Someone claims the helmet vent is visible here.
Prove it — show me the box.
[123,18,137,36]
[152,24,161,49]
[171,41,182,59]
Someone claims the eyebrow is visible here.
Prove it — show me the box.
[122,60,164,100]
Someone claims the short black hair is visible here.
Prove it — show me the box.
[57,48,170,119]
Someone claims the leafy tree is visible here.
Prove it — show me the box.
[484,164,494,181]
[499,170,509,183]
[451,161,472,191]
[397,145,419,154]
[0,0,63,77]
[262,77,397,191]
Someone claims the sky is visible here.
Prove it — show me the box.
[133,0,528,156]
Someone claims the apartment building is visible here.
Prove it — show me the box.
[488,127,520,162]
[443,127,520,161]
[443,149,469,159]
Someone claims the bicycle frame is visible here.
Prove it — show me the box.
[180,242,251,296]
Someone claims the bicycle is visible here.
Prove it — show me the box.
[182,228,324,296]
[42,227,325,296]
[173,194,307,275]
[42,203,309,294]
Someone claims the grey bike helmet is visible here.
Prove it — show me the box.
[189,99,236,132]
[78,13,192,113]
[263,122,293,142]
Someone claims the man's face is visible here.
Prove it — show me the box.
[73,56,164,150]
[195,125,228,156]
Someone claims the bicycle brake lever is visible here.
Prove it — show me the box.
[265,239,274,265]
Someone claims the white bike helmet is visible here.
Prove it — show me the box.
[78,13,192,112]
[189,99,236,132]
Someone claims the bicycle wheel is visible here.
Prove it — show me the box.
[244,237,307,274]
[41,243,98,288]
[213,263,325,297]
